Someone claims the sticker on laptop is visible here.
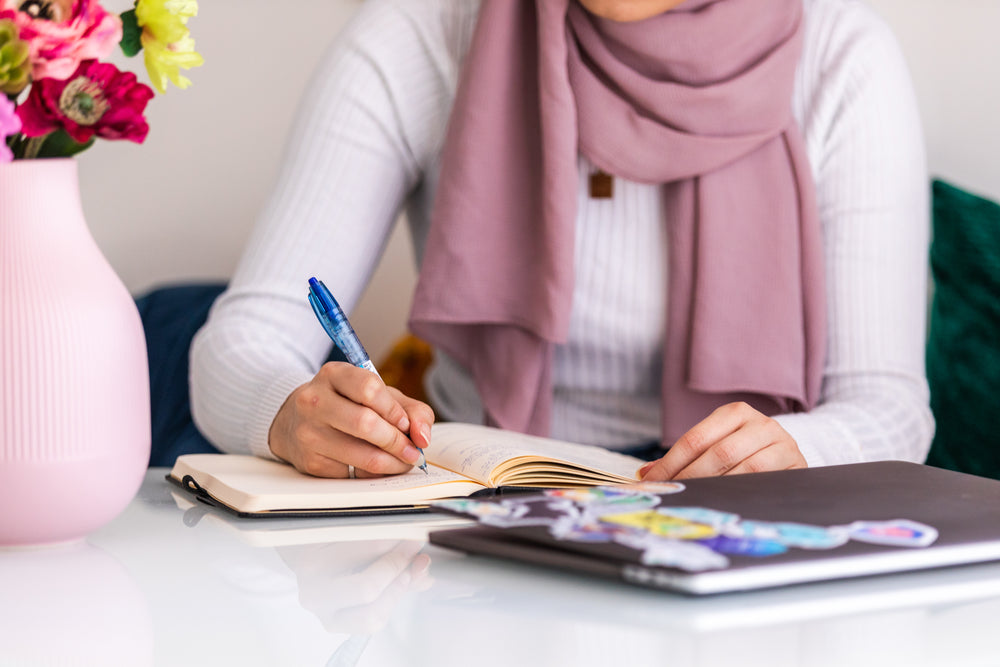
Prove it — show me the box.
[845,519,939,548]
[433,487,940,572]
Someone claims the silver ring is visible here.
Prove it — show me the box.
[348,464,356,479]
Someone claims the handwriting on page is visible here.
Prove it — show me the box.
[429,432,526,484]
[352,465,466,490]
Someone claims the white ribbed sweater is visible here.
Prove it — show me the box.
[190,0,934,467]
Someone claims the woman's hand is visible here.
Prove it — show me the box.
[639,402,806,481]
[268,361,434,478]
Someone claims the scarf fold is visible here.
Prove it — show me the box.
[409,0,825,443]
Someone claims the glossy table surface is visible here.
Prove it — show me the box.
[3,469,1000,667]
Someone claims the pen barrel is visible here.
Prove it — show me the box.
[328,303,373,368]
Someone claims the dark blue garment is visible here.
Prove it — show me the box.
[136,283,226,467]
[136,282,348,467]
[618,440,665,462]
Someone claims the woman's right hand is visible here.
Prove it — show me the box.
[268,361,434,478]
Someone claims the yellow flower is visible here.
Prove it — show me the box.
[0,18,30,95]
[135,0,203,93]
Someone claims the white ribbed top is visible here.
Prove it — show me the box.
[190,0,934,467]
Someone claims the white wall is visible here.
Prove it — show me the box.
[78,0,1000,361]
[867,0,1000,200]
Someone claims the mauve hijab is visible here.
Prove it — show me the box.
[409,0,825,444]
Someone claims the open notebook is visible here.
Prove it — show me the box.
[429,461,1000,595]
[168,422,644,517]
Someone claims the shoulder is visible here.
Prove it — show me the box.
[800,0,910,89]
[313,0,481,166]
[339,0,480,67]
[796,0,920,168]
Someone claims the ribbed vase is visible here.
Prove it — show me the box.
[0,158,150,546]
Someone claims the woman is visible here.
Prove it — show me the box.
[190,0,933,480]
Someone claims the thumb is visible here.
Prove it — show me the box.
[638,457,673,482]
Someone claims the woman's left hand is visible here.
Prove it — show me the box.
[638,402,806,481]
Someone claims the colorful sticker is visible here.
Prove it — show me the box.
[544,486,662,512]
[436,492,940,573]
[658,506,740,530]
[846,519,939,548]
[697,535,787,557]
[550,514,626,543]
[601,510,717,540]
[434,498,541,527]
[725,520,849,550]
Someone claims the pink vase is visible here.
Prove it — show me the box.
[0,158,150,546]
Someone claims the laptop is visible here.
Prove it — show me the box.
[428,461,1000,595]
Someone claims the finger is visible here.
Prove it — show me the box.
[724,441,807,476]
[391,389,435,450]
[322,362,412,433]
[640,402,752,480]
[289,431,411,478]
[287,408,413,477]
[289,446,353,478]
[319,428,416,477]
[672,418,784,480]
[390,387,435,424]
[317,367,424,467]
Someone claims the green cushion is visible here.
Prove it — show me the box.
[925,179,1000,479]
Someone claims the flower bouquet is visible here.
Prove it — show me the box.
[1,0,203,162]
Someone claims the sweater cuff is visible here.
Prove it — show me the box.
[772,411,863,468]
[245,370,313,461]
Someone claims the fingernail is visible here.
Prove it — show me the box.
[403,445,421,464]
[419,424,431,448]
[637,462,654,478]
[398,415,410,432]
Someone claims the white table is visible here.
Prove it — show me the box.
[3,469,1000,667]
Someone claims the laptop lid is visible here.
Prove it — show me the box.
[429,461,1000,594]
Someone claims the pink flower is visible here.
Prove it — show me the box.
[1,93,21,162]
[0,0,122,80]
[17,59,154,144]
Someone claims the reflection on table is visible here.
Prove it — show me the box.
[2,469,1000,667]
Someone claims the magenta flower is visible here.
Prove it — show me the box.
[17,58,154,144]
[0,0,122,80]
[1,93,21,162]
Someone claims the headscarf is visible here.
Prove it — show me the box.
[409,0,825,443]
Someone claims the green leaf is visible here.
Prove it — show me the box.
[33,129,95,158]
[8,133,28,159]
[119,9,142,57]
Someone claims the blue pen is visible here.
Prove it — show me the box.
[307,277,428,474]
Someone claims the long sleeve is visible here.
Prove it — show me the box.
[190,0,934,467]
[189,0,475,458]
[774,0,934,466]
